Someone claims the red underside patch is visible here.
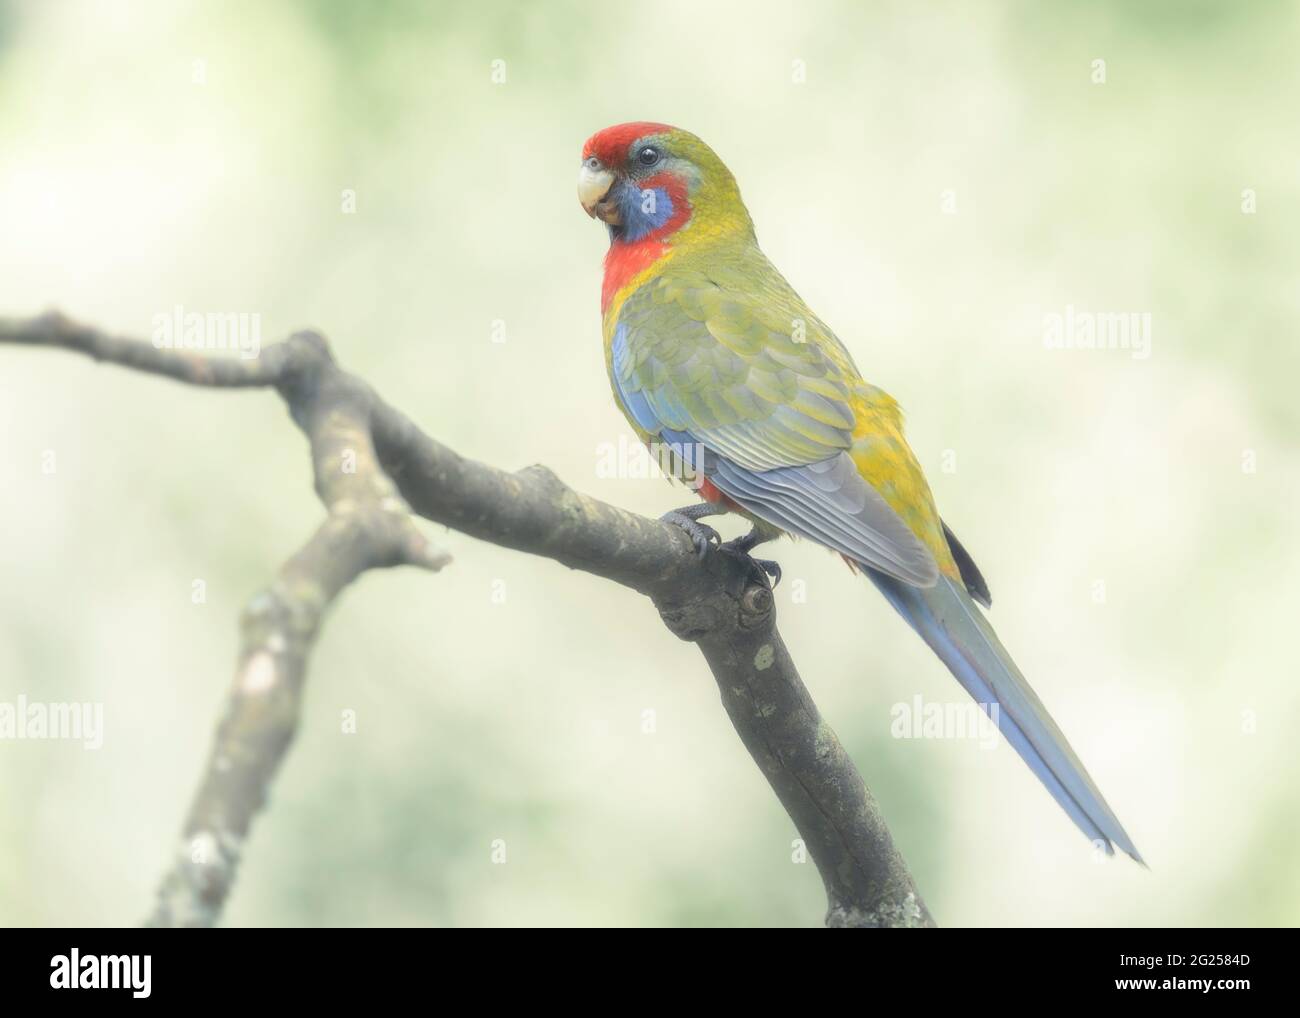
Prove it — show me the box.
[696,476,743,512]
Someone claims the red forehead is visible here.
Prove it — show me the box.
[583,121,675,166]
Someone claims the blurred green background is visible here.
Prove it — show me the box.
[1,0,1297,927]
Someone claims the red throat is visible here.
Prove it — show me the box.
[602,240,667,313]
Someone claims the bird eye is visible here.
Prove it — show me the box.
[584,156,601,170]
[636,146,661,167]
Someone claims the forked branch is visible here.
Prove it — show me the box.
[1,311,934,928]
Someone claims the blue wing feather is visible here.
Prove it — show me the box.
[611,324,937,585]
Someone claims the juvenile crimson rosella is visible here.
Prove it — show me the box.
[578,122,1141,861]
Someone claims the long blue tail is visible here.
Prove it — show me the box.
[869,571,1143,862]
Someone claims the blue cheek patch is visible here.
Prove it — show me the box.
[618,185,674,242]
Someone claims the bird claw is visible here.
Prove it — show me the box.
[721,548,781,588]
[750,557,782,587]
[718,531,781,587]
[660,510,721,558]
[719,533,758,556]
[660,508,781,585]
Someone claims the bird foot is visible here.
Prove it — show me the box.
[661,508,781,586]
[718,530,782,587]
[719,531,760,555]
[660,508,721,558]
[719,549,781,588]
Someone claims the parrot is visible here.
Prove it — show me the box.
[577,121,1142,863]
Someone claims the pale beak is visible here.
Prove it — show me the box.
[578,163,622,225]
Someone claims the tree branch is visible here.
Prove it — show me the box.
[1,311,935,928]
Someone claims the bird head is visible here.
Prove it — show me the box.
[578,122,753,245]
